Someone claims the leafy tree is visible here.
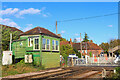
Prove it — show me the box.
[89,51,92,57]
[60,44,75,56]
[83,33,89,42]
[2,26,21,51]
[73,38,77,43]
[60,44,76,66]
[60,38,67,41]
[109,39,118,48]
[99,42,109,52]
[73,49,81,58]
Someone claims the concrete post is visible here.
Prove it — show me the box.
[93,54,94,63]
[102,68,106,78]
[71,57,73,66]
[114,69,116,73]
[86,55,87,64]
[98,57,99,65]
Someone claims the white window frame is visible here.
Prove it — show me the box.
[28,38,33,47]
[52,40,55,50]
[46,39,50,50]
[42,38,46,50]
[55,40,59,51]
[34,37,40,50]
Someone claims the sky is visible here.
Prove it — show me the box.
[1,0,120,2]
[0,2,118,45]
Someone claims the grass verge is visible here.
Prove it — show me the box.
[2,59,45,77]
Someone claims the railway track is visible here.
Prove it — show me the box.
[2,66,114,80]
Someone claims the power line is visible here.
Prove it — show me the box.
[58,13,118,22]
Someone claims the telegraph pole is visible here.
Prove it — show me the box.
[80,33,82,58]
[56,21,57,35]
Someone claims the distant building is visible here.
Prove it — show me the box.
[60,39,103,57]
[73,42,103,57]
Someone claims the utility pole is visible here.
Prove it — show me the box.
[112,42,113,63]
[56,21,57,35]
[10,33,12,51]
[80,33,82,58]
[86,42,87,54]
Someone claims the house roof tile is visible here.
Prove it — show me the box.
[73,42,102,50]
[20,26,61,38]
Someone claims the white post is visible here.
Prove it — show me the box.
[114,69,116,73]
[10,33,12,51]
[93,54,94,63]
[98,57,99,65]
[86,55,87,64]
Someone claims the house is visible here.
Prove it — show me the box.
[60,38,73,47]
[73,42,103,57]
[60,39,103,57]
[12,26,61,68]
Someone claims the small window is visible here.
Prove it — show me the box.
[47,39,50,50]
[56,41,59,50]
[28,38,33,47]
[42,38,46,50]
[31,38,33,46]
[20,42,23,46]
[34,38,39,50]
[52,40,55,50]
[28,38,30,47]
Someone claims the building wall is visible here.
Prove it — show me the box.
[42,52,60,68]
[12,35,60,68]
[12,40,26,58]
[80,50,102,57]
[41,35,60,68]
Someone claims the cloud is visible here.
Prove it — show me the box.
[75,33,79,36]
[108,25,113,27]
[18,8,41,16]
[0,8,19,15]
[23,24,33,32]
[76,37,83,42]
[43,14,48,17]
[0,18,20,29]
[0,7,49,18]
[61,30,65,34]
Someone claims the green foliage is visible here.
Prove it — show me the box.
[60,38,67,41]
[99,42,109,52]
[99,39,120,54]
[2,59,45,76]
[109,39,119,48]
[89,51,92,57]
[83,33,89,42]
[108,67,120,79]
[60,44,76,66]
[115,67,120,74]
[73,49,81,58]
[60,44,75,56]
[2,26,21,51]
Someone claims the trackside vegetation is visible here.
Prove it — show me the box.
[2,59,45,77]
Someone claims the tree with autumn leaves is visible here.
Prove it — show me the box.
[99,39,120,54]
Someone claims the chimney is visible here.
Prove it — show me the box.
[70,38,73,47]
[70,38,72,42]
